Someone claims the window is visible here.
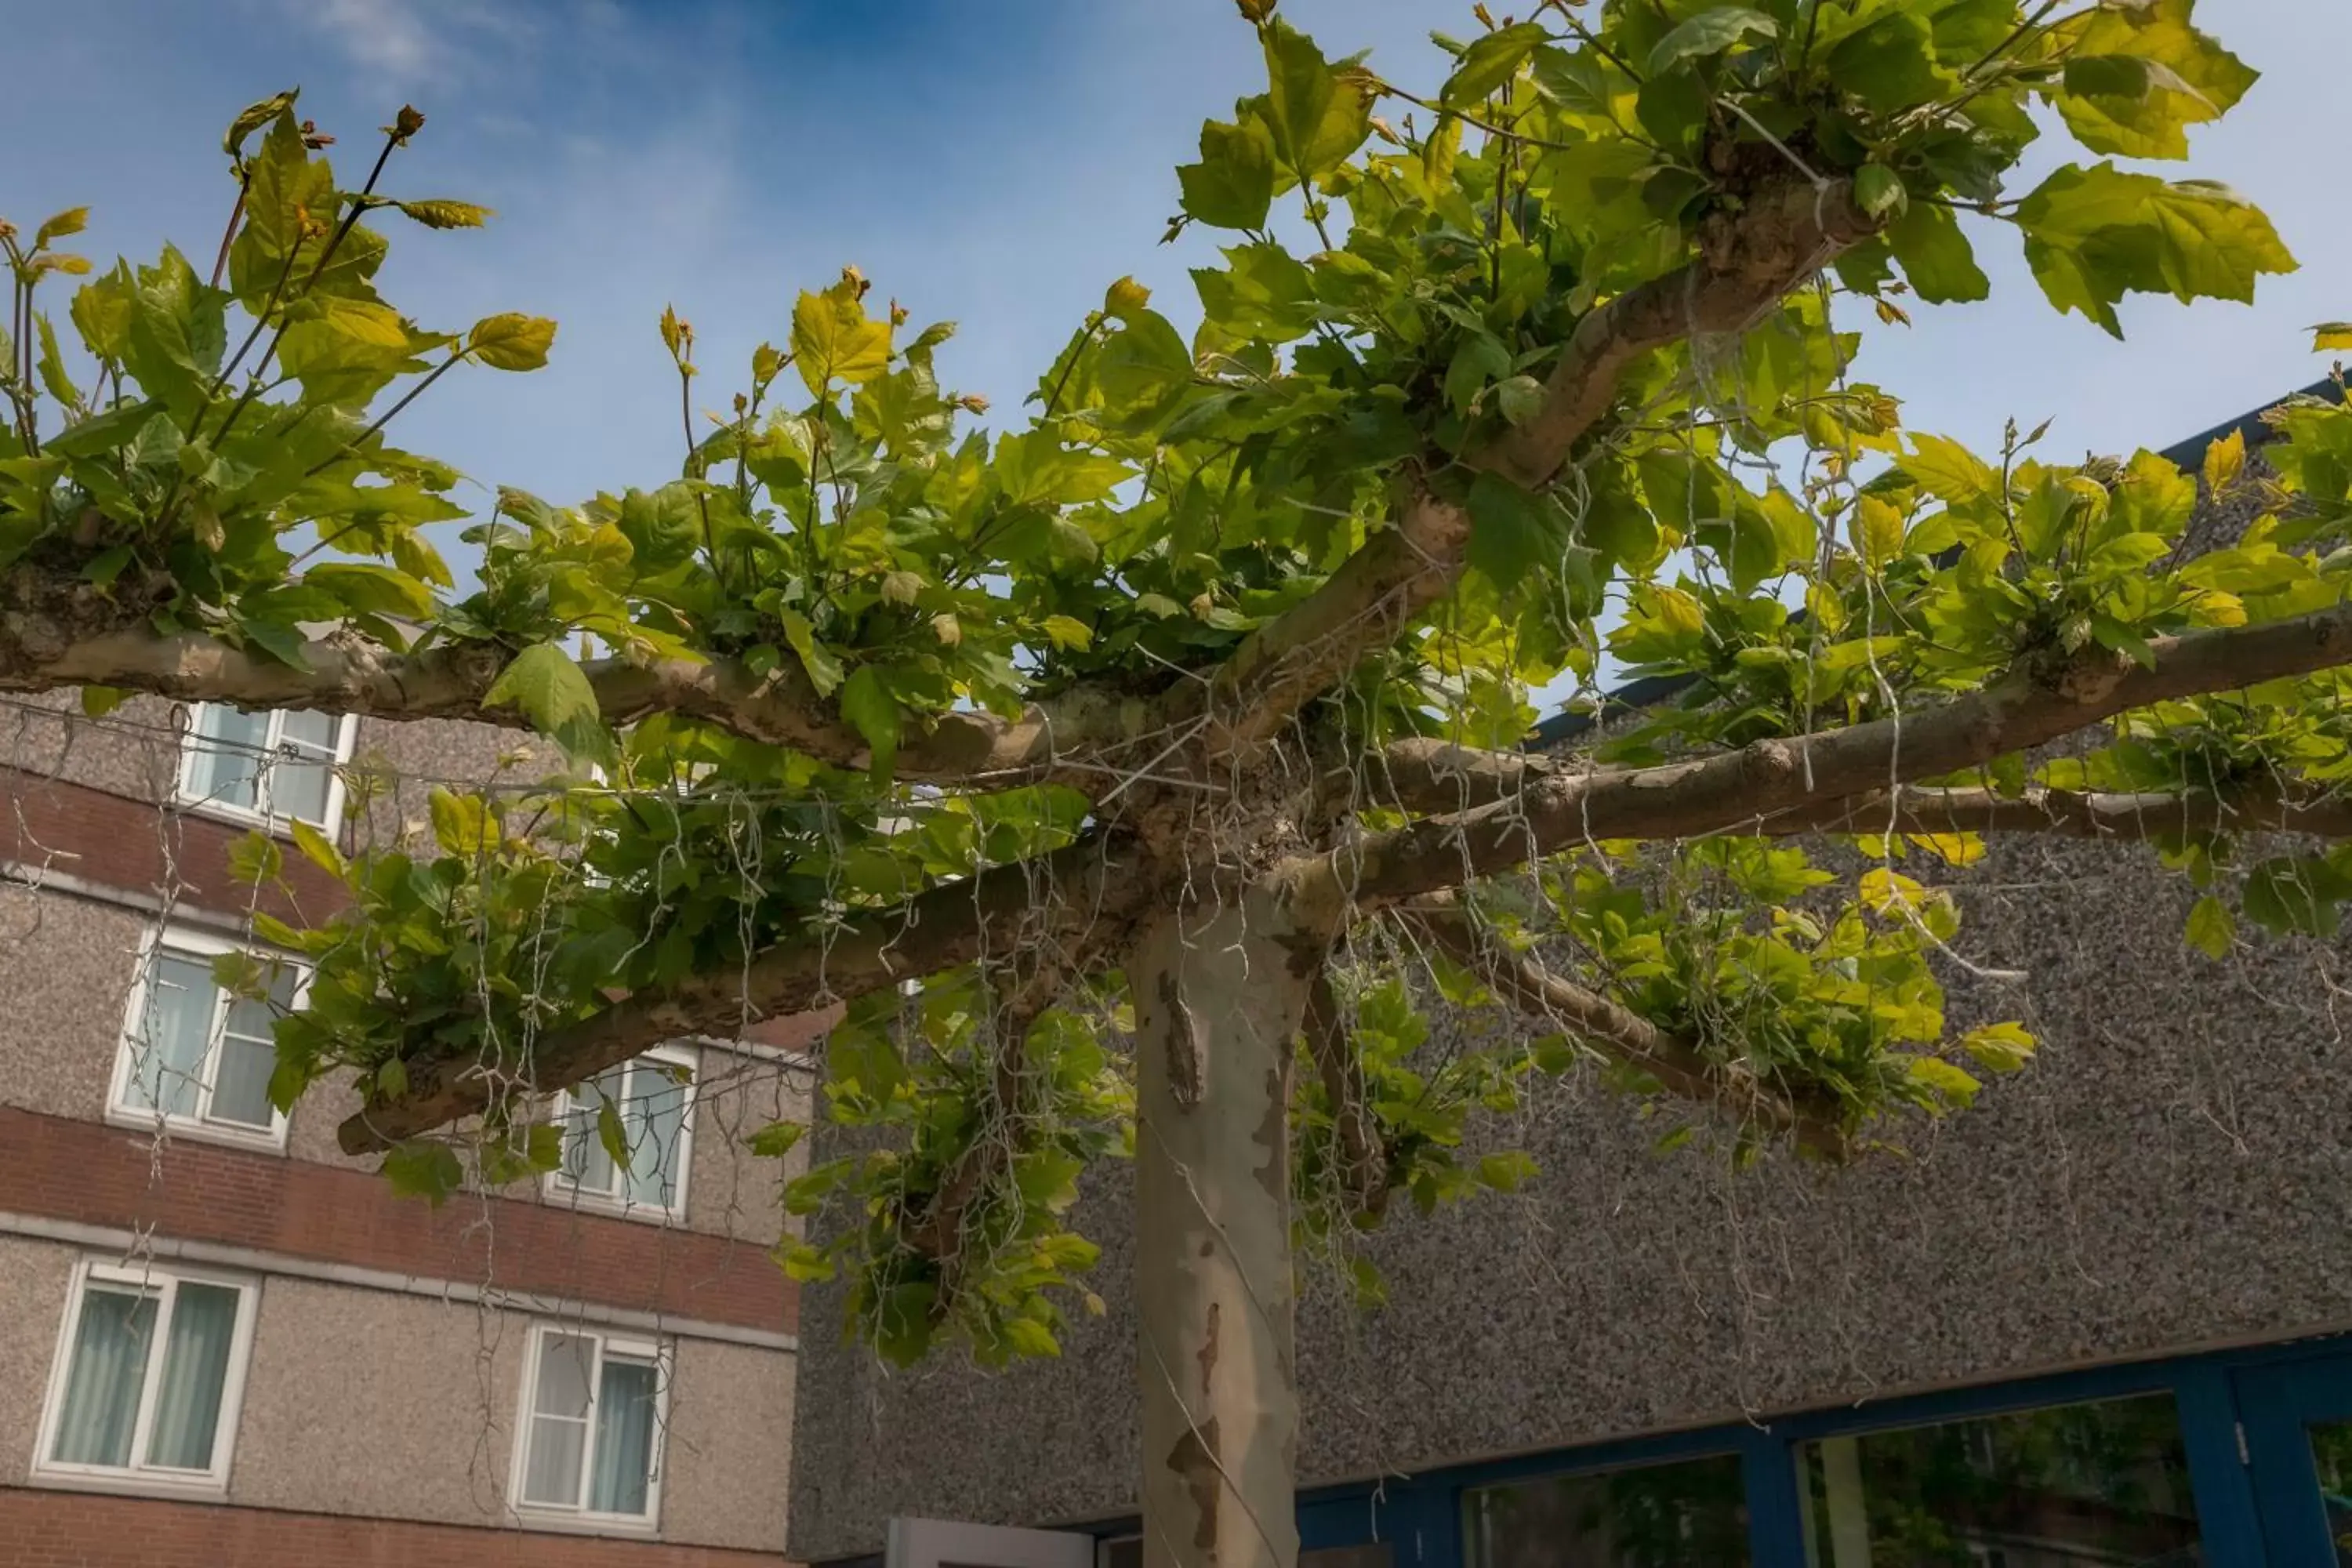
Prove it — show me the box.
[513,1325,666,1524]
[111,927,303,1149]
[1466,1452,1751,1567]
[548,1047,695,1220]
[34,1260,256,1493]
[1797,1392,2201,1567]
[176,702,354,829]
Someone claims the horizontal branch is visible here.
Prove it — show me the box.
[1279,600,2352,927]
[0,622,1137,786]
[1765,780,2352,840]
[1412,900,1845,1160]
[1189,179,1877,762]
[337,837,1154,1154]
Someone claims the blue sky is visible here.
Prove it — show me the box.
[5,0,2346,555]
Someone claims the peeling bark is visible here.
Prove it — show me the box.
[1131,893,1316,1568]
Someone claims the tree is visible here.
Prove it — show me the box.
[1,3,2342,1563]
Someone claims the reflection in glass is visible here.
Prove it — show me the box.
[1798,1394,2201,1567]
[2311,1421,2352,1566]
[1466,1453,1750,1567]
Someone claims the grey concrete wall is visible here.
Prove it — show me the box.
[0,891,143,1123]
[0,1242,795,1550]
[785,833,2352,1561]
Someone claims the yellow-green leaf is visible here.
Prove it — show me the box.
[427,787,495,855]
[2202,426,2245,492]
[289,818,346,877]
[34,207,89,249]
[2185,894,2234,959]
[466,313,557,372]
[1960,1022,2037,1074]
[791,281,891,397]
[2313,322,2352,353]
[1040,615,1093,652]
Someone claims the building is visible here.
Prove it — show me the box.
[0,693,814,1565]
[784,385,2352,1568]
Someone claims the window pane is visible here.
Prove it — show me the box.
[2310,1421,2352,1566]
[50,1286,158,1468]
[623,1062,690,1212]
[278,710,341,753]
[1466,1454,1749,1567]
[561,1070,623,1196]
[211,996,280,1129]
[125,953,216,1120]
[267,753,334,824]
[524,1414,587,1507]
[533,1334,595,1420]
[144,1283,239,1470]
[185,707,266,811]
[588,1356,659,1515]
[1798,1393,2201,1567]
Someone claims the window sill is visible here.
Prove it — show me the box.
[506,1506,662,1540]
[103,1105,289,1156]
[27,1465,230,1503]
[543,1181,692,1228]
[171,796,339,843]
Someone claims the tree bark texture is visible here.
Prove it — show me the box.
[1131,893,1317,1568]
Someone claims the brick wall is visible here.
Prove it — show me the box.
[0,1487,793,1566]
[0,1107,796,1334]
[0,767,346,925]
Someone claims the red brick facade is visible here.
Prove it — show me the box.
[0,1107,796,1334]
[0,1487,793,1566]
[0,766,348,926]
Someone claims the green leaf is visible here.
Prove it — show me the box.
[1885,201,1991,305]
[34,315,79,408]
[2184,894,2234,960]
[483,643,608,761]
[227,831,284,886]
[394,199,495,229]
[70,266,136,362]
[306,562,436,621]
[840,664,900,779]
[1853,164,1907,222]
[382,1142,465,1207]
[80,687,129,719]
[1444,21,1552,106]
[1177,114,1278,231]
[779,1243,836,1283]
[999,1318,1062,1359]
[466,314,557,372]
[1646,7,1776,76]
[595,1094,630,1172]
[1466,470,1566,585]
[1826,11,1948,113]
[1040,614,1094,652]
[792,278,892,397]
[1907,1055,1980,1109]
[1901,432,1998,503]
[289,817,346,877]
[2314,323,2352,353]
[1263,20,1374,176]
[1959,1022,2037,1073]
[428,787,495,855]
[780,609,844,697]
[2242,856,2352,938]
[2016,163,2294,336]
[45,398,162,460]
[223,90,298,158]
[2053,0,2256,161]
[746,1120,804,1160]
[1476,1150,1539,1192]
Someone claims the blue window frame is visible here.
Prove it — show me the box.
[1081,1333,2352,1567]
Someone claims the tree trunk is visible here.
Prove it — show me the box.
[1131,892,1317,1568]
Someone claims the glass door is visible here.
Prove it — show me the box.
[2237,1355,2352,1566]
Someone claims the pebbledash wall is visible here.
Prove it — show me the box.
[785,387,2352,1564]
[0,691,818,1565]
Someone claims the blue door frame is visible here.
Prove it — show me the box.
[1084,1333,2352,1566]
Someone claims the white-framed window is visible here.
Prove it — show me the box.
[108,926,304,1152]
[32,1258,258,1495]
[510,1323,668,1526]
[546,1045,696,1222]
[175,702,355,830]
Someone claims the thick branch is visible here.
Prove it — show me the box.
[336,837,1153,1154]
[1192,179,1875,759]
[1282,601,2352,926]
[1413,901,1845,1160]
[1373,741,2352,841]
[0,622,1137,786]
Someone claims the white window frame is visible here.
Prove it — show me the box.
[107,924,307,1153]
[545,1044,698,1224]
[173,702,357,833]
[508,1323,670,1530]
[31,1257,259,1498]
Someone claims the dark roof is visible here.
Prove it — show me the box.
[1525,376,2345,750]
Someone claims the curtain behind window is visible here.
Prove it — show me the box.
[50,1286,157,1468]
[144,1283,238,1469]
[589,1356,659,1515]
